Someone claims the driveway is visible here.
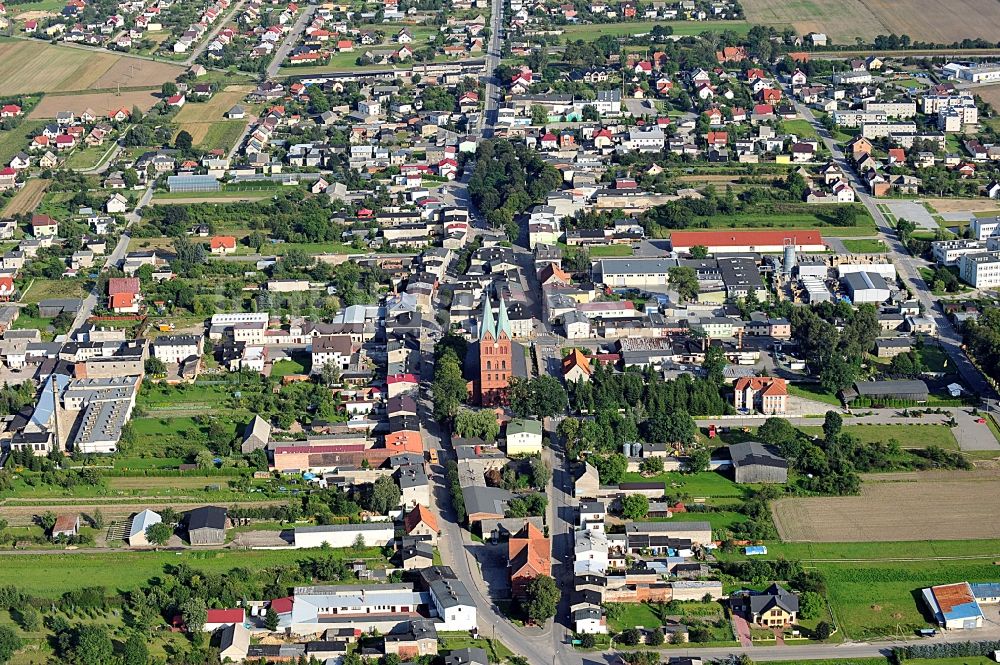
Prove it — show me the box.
[882,200,938,231]
[732,614,753,648]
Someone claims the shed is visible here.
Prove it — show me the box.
[729,441,788,484]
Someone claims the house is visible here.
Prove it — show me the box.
[108,276,141,314]
[403,504,439,544]
[741,584,799,627]
[204,608,246,631]
[573,607,607,634]
[562,348,592,383]
[733,376,787,415]
[728,442,788,484]
[400,540,434,570]
[128,509,163,546]
[508,522,550,599]
[505,418,543,455]
[311,334,354,371]
[151,334,202,366]
[0,167,15,191]
[574,462,599,497]
[383,619,438,658]
[445,648,488,665]
[218,623,250,662]
[186,506,227,545]
[241,415,271,453]
[31,214,58,237]
[106,193,128,214]
[210,235,237,255]
[52,514,80,538]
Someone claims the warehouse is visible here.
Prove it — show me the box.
[670,230,825,254]
[294,523,395,549]
[923,582,984,630]
[845,379,929,403]
[842,271,891,304]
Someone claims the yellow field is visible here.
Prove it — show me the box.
[742,0,1000,44]
[29,89,161,119]
[0,38,183,94]
[0,179,49,217]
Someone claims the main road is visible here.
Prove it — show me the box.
[785,87,996,401]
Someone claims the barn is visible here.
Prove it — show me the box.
[729,442,788,484]
[186,506,227,546]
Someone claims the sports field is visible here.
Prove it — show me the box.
[772,470,1000,542]
[741,0,1000,44]
[0,38,182,94]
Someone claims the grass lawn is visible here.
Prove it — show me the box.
[185,119,246,152]
[10,312,54,339]
[796,424,959,450]
[0,548,388,597]
[788,383,842,407]
[437,635,514,663]
[0,119,46,164]
[19,277,89,304]
[266,241,365,255]
[918,344,953,373]
[688,204,876,236]
[905,659,996,665]
[271,353,310,377]
[621,470,743,498]
[818,560,1000,638]
[656,510,748,530]
[781,118,819,140]
[919,267,972,295]
[842,238,887,253]
[606,602,662,632]
[560,20,752,38]
[63,143,116,170]
[589,244,633,257]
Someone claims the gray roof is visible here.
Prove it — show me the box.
[429,576,475,609]
[445,648,488,665]
[625,521,711,534]
[462,485,514,517]
[854,379,928,397]
[748,583,799,615]
[729,442,787,469]
[843,271,889,292]
[295,523,391,534]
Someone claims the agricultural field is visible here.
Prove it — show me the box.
[28,89,161,119]
[0,119,46,165]
[772,470,1000,542]
[0,178,49,217]
[741,0,1000,44]
[560,20,754,38]
[172,85,252,151]
[0,39,182,95]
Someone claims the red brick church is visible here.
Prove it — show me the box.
[467,296,515,406]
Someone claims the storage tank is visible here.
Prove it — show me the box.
[783,243,797,275]
[631,442,642,457]
[623,442,631,456]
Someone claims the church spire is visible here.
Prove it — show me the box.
[496,295,512,340]
[479,295,496,340]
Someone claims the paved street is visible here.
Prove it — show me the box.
[69,185,154,333]
[267,6,316,78]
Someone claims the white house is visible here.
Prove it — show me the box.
[505,418,543,455]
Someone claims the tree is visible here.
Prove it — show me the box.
[621,494,649,520]
[121,633,149,665]
[668,266,699,301]
[161,81,178,97]
[144,357,166,376]
[690,245,709,259]
[320,361,342,387]
[174,130,193,151]
[0,625,21,664]
[145,522,172,546]
[822,411,842,446]
[522,575,559,623]
[703,344,727,385]
[509,376,568,418]
[592,453,627,484]
[618,628,642,646]
[264,607,279,631]
[530,458,550,489]
[814,621,832,640]
[646,629,665,646]
[433,349,467,423]
[38,511,56,535]
[194,449,215,470]
[579,633,596,648]
[73,625,114,665]
[639,456,663,475]
[180,597,208,633]
[15,606,39,632]
[454,408,500,442]
[91,508,105,530]
[799,591,823,620]
[685,446,711,473]
[530,105,548,125]
[368,475,401,514]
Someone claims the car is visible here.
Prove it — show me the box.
[976,417,987,424]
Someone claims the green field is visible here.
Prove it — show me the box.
[621,470,743,498]
[0,548,387,597]
[271,353,310,377]
[196,120,246,152]
[560,20,752,38]
[438,635,514,662]
[588,244,633,257]
[19,278,89,304]
[781,118,820,140]
[692,209,876,236]
[0,119,45,164]
[747,539,1000,562]
[788,383,842,406]
[796,424,959,450]
[842,238,887,253]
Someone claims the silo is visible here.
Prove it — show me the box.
[783,242,797,275]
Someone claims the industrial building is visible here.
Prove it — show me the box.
[843,271,891,304]
[670,230,825,254]
[921,582,1000,630]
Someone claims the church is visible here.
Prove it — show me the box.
[465,296,529,406]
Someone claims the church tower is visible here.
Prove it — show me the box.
[478,296,513,405]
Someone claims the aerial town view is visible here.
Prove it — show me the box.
[8,0,1000,663]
